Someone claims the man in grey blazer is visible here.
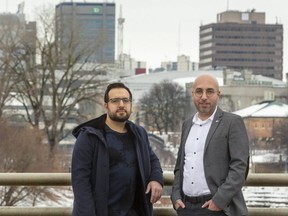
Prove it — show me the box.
[171,74,249,216]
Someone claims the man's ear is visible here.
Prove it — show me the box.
[104,103,108,111]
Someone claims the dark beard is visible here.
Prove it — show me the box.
[108,112,130,122]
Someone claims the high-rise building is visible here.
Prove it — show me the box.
[55,2,115,64]
[199,10,283,80]
[0,12,36,69]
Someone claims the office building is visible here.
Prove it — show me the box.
[199,10,283,80]
[0,12,36,68]
[161,55,199,72]
[55,2,115,64]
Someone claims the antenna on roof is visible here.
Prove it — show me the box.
[227,0,229,11]
[178,22,181,55]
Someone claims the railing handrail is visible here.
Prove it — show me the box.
[0,172,287,216]
[0,172,288,186]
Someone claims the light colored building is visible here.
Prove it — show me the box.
[121,69,288,112]
[121,70,222,103]
[117,53,146,76]
[160,55,199,72]
[0,12,36,68]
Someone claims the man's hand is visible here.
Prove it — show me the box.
[202,199,222,211]
[145,181,163,203]
[175,199,185,210]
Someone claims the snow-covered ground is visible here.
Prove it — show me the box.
[251,149,288,163]
[11,187,74,207]
[243,187,288,208]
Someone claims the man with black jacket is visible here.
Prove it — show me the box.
[71,82,163,216]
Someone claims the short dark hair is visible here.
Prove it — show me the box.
[104,82,132,103]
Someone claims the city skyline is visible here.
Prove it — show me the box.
[2,0,287,79]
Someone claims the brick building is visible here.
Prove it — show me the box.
[234,101,288,173]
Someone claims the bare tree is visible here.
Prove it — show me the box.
[0,120,52,172]
[9,5,110,155]
[0,14,25,118]
[0,62,14,118]
[0,118,57,206]
[273,118,288,159]
[139,80,189,134]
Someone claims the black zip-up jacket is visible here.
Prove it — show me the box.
[71,114,163,216]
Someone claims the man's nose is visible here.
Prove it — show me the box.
[201,91,208,99]
[118,100,125,105]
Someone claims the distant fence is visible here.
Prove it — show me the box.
[0,172,287,216]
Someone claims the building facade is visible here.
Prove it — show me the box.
[55,2,115,64]
[234,101,288,173]
[199,10,283,80]
[0,13,36,69]
[161,55,199,72]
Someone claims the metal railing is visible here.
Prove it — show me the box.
[0,172,287,215]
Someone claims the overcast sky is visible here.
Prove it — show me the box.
[2,0,287,78]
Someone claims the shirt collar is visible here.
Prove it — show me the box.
[192,106,218,124]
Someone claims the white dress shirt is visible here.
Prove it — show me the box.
[182,108,217,196]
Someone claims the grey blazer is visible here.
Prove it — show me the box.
[171,107,249,216]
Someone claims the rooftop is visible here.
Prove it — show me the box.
[234,101,288,118]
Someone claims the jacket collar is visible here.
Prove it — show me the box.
[72,114,136,138]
